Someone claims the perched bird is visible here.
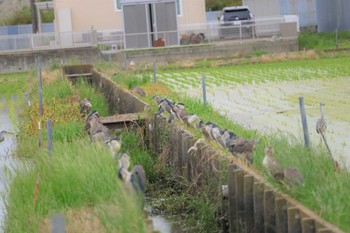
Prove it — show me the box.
[89,117,110,143]
[188,138,206,154]
[131,86,146,97]
[117,153,147,206]
[84,110,100,134]
[274,167,304,187]
[153,95,176,123]
[106,136,123,159]
[262,147,282,175]
[315,102,336,166]
[227,138,258,164]
[79,98,92,116]
[220,129,237,149]
[170,103,200,128]
[0,130,14,143]
[316,102,326,135]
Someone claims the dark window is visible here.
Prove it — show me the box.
[223,9,251,21]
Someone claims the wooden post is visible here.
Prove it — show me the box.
[275,198,288,233]
[153,114,158,154]
[301,217,316,233]
[228,164,239,233]
[299,97,310,148]
[177,130,183,176]
[254,182,265,233]
[37,57,43,116]
[263,190,275,233]
[235,170,244,233]
[287,207,301,233]
[221,185,229,233]
[244,175,254,233]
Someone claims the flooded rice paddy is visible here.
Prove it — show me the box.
[183,77,350,169]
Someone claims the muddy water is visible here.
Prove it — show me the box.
[186,77,350,169]
[0,95,20,233]
[146,199,188,233]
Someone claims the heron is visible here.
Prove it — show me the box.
[262,147,282,175]
[274,167,304,187]
[153,95,177,123]
[79,98,92,116]
[117,153,147,206]
[0,130,14,143]
[316,102,327,135]
[106,136,123,159]
[316,102,336,166]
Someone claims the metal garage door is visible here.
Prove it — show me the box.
[122,0,178,49]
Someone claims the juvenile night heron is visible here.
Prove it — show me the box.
[118,153,147,206]
[263,147,282,175]
[107,136,123,159]
[79,98,92,116]
[0,130,14,143]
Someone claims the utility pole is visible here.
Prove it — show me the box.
[30,0,39,33]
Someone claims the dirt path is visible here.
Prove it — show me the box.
[186,77,350,169]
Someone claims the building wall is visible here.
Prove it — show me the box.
[54,0,122,31]
[279,0,316,28]
[178,0,206,25]
[316,0,350,32]
[243,0,280,18]
[54,0,206,32]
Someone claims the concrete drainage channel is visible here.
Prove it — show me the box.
[63,65,344,233]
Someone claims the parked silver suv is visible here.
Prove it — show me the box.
[218,6,255,38]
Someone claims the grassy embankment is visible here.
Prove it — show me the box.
[109,54,350,232]
[5,72,155,233]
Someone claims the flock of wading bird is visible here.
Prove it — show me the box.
[152,95,308,187]
[80,91,336,196]
[79,98,147,207]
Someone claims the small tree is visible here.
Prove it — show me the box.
[206,0,242,11]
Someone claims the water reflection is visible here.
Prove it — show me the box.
[146,198,188,233]
[0,95,19,233]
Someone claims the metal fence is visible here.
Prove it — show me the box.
[0,17,297,53]
[0,23,54,36]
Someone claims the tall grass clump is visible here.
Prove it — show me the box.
[112,73,151,89]
[74,79,109,116]
[5,140,148,233]
[299,31,350,50]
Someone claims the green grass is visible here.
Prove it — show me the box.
[111,72,151,89]
[299,31,350,50]
[156,56,350,87]
[6,140,148,233]
[6,72,151,232]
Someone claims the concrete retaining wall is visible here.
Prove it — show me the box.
[106,38,298,68]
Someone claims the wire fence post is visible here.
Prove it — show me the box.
[47,119,53,156]
[153,62,157,83]
[299,97,310,148]
[37,57,43,116]
[202,74,207,105]
[38,121,42,148]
